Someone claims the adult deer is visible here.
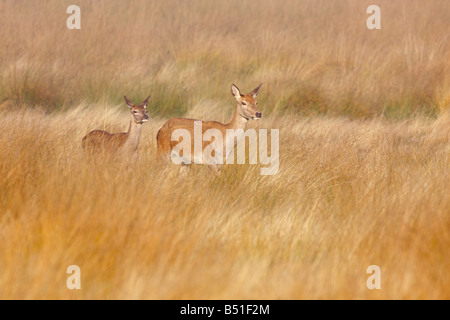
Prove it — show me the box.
[82,96,150,161]
[156,83,262,174]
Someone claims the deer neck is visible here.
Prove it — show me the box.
[226,103,249,131]
[124,115,142,152]
[223,104,250,151]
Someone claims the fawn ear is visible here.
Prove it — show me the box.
[141,96,151,109]
[250,83,262,98]
[231,84,242,100]
[124,96,134,109]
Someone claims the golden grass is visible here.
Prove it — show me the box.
[0,0,449,299]
[0,106,448,299]
[0,0,449,117]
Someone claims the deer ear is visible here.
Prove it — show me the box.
[141,96,151,109]
[250,83,262,98]
[231,84,242,100]
[124,96,134,109]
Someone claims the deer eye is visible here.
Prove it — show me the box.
[134,111,138,114]
[242,101,247,105]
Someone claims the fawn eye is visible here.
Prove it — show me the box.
[242,101,247,105]
[134,111,138,114]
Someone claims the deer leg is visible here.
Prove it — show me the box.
[208,163,220,176]
[131,151,139,163]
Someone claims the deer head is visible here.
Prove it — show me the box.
[231,83,262,120]
[124,96,150,124]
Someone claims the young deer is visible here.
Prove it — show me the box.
[82,96,150,161]
[156,83,262,174]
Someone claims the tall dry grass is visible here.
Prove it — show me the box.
[0,0,449,117]
[0,0,449,299]
[0,105,448,299]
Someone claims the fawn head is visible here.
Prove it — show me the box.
[124,96,150,124]
[231,83,262,120]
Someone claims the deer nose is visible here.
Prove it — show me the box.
[256,112,262,118]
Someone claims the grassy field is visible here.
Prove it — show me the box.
[0,0,449,299]
[1,0,449,117]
